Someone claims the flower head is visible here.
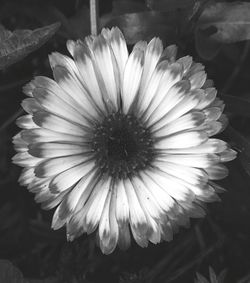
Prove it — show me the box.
[13,27,236,254]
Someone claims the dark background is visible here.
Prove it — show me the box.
[0,0,250,282]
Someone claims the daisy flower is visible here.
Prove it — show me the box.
[13,27,236,254]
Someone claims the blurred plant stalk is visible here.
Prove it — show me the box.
[90,0,99,35]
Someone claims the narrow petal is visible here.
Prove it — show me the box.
[147,80,191,127]
[98,188,119,254]
[53,170,97,223]
[115,180,129,224]
[139,37,163,97]
[92,35,120,109]
[49,161,95,193]
[109,27,129,81]
[21,128,86,144]
[158,153,220,168]
[28,142,89,158]
[34,155,89,178]
[33,111,90,135]
[160,139,227,154]
[16,115,37,130]
[155,131,208,149]
[66,40,107,112]
[83,177,111,234]
[123,178,148,246]
[121,48,144,113]
[154,112,205,137]
[205,164,228,180]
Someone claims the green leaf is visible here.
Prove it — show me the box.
[197,2,250,43]
[220,94,250,118]
[0,22,60,70]
[0,260,27,283]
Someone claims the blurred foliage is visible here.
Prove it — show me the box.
[0,23,60,70]
[195,267,227,283]
[1,0,250,282]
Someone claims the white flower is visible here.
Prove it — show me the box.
[13,27,236,254]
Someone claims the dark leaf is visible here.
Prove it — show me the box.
[67,5,90,39]
[197,2,250,43]
[224,125,250,177]
[0,22,60,70]
[195,27,222,60]
[146,0,195,11]
[0,260,27,283]
[113,0,147,15]
[220,94,250,118]
[104,11,186,44]
[195,272,210,283]
[28,278,59,283]
[209,266,218,283]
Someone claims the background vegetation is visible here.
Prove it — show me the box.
[0,0,250,282]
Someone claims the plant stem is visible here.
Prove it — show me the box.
[90,0,99,36]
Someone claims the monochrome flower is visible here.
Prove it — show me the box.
[13,27,236,254]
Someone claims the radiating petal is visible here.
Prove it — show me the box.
[121,48,144,113]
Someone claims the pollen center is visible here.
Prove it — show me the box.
[92,113,155,179]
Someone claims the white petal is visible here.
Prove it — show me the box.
[33,111,89,135]
[147,80,191,127]
[33,87,91,128]
[147,168,194,202]
[18,168,35,186]
[21,98,41,114]
[158,153,219,168]
[139,37,163,96]
[35,155,89,178]
[196,87,217,110]
[131,176,162,219]
[151,88,201,130]
[160,45,177,62]
[12,152,42,167]
[52,65,100,119]
[21,128,86,144]
[142,63,184,121]
[16,115,37,130]
[138,60,169,115]
[177,55,193,74]
[54,170,97,222]
[83,177,111,234]
[155,131,208,149]
[219,149,237,162]
[139,171,175,213]
[115,180,129,224]
[121,48,144,113]
[152,161,208,187]
[154,112,205,137]
[203,107,222,122]
[66,40,107,112]
[109,27,129,81]
[118,223,131,250]
[98,188,119,254]
[28,142,89,158]
[161,138,227,154]
[92,35,120,110]
[189,70,207,90]
[205,164,228,180]
[49,160,95,193]
[123,179,148,242]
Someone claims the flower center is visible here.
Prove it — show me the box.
[92,113,155,179]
